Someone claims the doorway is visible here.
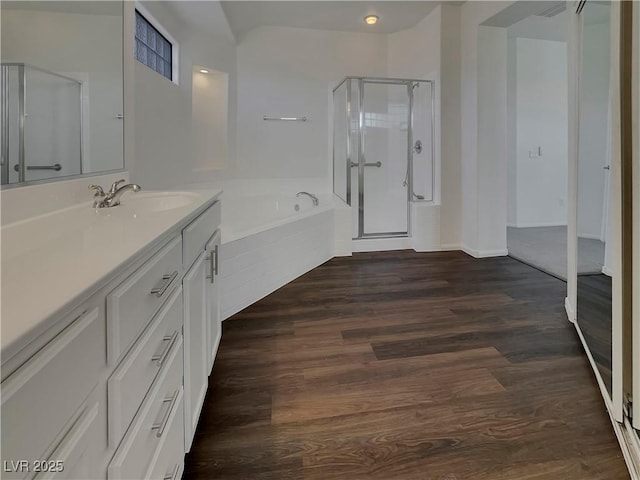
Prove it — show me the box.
[502,10,570,279]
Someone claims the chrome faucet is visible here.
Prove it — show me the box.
[296,191,319,206]
[89,179,141,208]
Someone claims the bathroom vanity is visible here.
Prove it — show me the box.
[1,188,222,480]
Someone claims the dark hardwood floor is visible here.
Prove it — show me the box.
[577,274,613,395]
[184,251,628,480]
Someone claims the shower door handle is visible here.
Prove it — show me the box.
[350,161,381,168]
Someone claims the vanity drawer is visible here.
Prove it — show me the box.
[34,402,101,480]
[1,308,104,477]
[108,286,183,446]
[183,201,220,269]
[108,336,184,480]
[107,235,182,365]
[143,385,185,480]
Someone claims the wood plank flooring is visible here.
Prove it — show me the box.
[184,251,628,480]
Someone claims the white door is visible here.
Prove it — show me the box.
[182,251,208,452]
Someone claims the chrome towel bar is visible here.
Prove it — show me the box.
[263,116,307,122]
[14,163,62,171]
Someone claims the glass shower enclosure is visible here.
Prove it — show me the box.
[333,77,434,239]
[1,63,82,184]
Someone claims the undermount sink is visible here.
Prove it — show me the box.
[122,191,200,212]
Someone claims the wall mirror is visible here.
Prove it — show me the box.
[0,1,124,186]
[576,0,613,396]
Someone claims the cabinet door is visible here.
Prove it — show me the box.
[182,251,208,453]
[205,231,222,374]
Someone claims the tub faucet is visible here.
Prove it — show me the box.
[296,191,319,206]
[89,179,141,208]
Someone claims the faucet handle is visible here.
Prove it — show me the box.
[88,184,105,197]
[109,179,126,194]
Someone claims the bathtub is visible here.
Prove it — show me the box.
[219,191,336,319]
[222,192,332,243]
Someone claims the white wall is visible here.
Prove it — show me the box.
[387,8,441,79]
[386,5,462,249]
[235,26,387,181]
[509,37,568,228]
[507,38,518,226]
[439,5,463,248]
[192,67,228,172]
[130,1,237,189]
[477,25,508,255]
[460,1,514,257]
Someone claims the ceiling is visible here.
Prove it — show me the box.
[507,11,567,42]
[220,1,458,41]
[165,1,236,43]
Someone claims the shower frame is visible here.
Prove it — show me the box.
[1,62,84,184]
[332,76,435,239]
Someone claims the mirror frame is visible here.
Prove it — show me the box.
[569,0,625,421]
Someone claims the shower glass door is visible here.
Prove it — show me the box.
[333,76,434,240]
[359,80,410,237]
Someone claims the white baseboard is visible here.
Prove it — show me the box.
[439,243,462,251]
[352,237,413,252]
[461,245,508,258]
[564,297,576,323]
[508,221,568,228]
[578,233,604,241]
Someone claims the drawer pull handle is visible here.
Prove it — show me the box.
[150,271,179,297]
[206,252,214,283]
[151,389,180,438]
[206,245,219,284]
[151,330,179,367]
[163,464,180,480]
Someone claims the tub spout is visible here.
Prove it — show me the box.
[296,191,319,206]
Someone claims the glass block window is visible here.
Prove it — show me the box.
[135,10,173,80]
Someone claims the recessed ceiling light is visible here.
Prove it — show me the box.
[199,69,209,74]
[364,15,379,25]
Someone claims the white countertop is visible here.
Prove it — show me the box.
[1,188,221,360]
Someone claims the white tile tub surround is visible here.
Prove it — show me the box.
[220,191,335,319]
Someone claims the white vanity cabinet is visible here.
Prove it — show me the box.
[0,306,107,480]
[183,250,210,452]
[1,191,222,480]
[182,201,221,452]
